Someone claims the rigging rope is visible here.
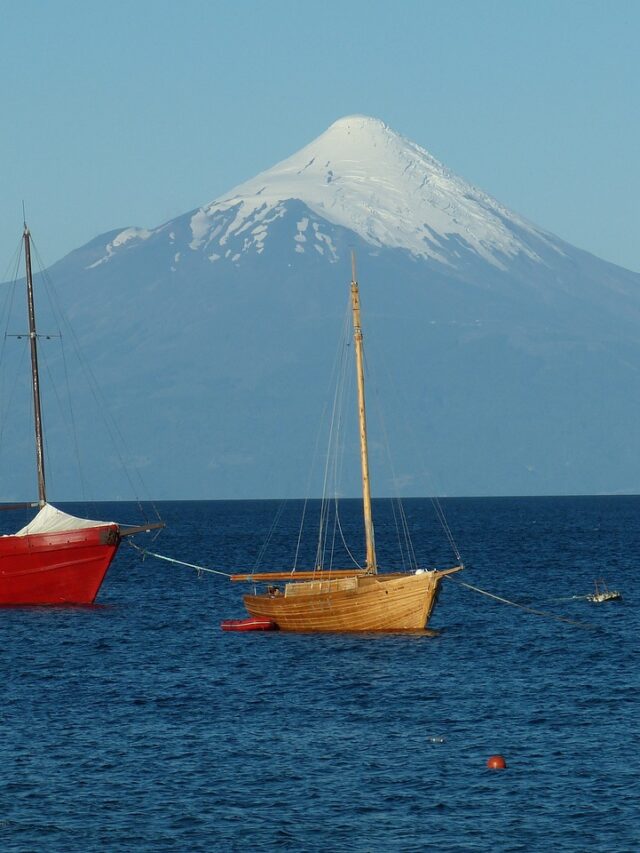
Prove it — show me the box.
[329,327,363,570]
[316,303,355,570]
[333,505,364,570]
[430,495,462,563]
[253,499,287,573]
[364,348,416,570]
[294,307,353,571]
[362,331,464,568]
[128,541,233,577]
[0,257,23,461]
[29,237,161,524]
[0,337,28,456]
[446,575,598,630]
[58,334,88,503]
[326,321,364,571]
[322,313,348,565]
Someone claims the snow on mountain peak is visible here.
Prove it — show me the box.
[89,115,554,272]
[189,114,548,268]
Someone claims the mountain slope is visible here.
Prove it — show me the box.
[2,116,640,500]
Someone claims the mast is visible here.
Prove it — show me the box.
[23,224,47,507]
[350,251,377,573]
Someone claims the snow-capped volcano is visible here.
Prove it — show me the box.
[189,114,547,268]
[6,115,640,501]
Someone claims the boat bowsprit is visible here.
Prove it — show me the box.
[220,617,279,632]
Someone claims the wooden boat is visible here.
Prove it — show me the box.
[231,254,463,631]
[0,224,163,605]
[586,579,621,604]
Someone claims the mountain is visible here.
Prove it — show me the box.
[3,115,640,500]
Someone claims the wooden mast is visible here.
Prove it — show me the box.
[350,251,377,573]
[23,224,47,507]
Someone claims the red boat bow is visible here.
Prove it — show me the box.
[0,504,121,605]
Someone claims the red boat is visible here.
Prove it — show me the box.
[0,224,163,605]
[221,617,278,632]
[0,505,119,605]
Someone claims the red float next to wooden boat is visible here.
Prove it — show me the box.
[220,617,278,632]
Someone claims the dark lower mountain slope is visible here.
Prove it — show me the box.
[2,200,639,500]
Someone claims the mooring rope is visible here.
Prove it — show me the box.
[538,594,592,604]
[128,542,599,630]
[446,575,598,630]
[128,541,233,578]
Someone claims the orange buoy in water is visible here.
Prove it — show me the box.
[486,754,507,770]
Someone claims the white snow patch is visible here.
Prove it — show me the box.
[86,227,153,269]
[112,227,152,248]
[294,217,309,245]
[189,209,211,250]
[313,226,338,262]
[250,223,269,253]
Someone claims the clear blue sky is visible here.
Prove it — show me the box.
[1,0,638,273]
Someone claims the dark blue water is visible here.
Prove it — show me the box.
[0,497,638,852]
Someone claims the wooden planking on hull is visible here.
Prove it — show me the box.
[243,569,452,632]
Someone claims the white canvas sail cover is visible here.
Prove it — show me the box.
[14,503,115,537]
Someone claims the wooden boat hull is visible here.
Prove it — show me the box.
[243,569,454,632]
[0,524,120,605]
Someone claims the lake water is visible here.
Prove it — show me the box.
[0,497,637,852]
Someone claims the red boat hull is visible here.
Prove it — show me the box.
[0,524,120,605]
[220,617,278,632]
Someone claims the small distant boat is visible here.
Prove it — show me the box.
[586,579,621,604]
[220,617,278,632]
